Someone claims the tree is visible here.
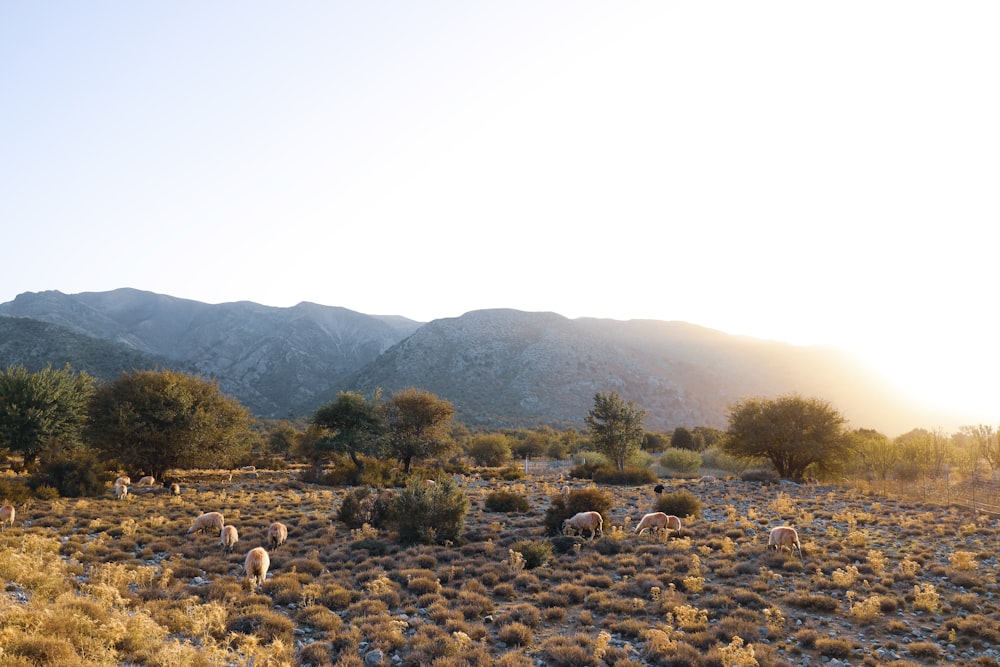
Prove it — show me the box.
[311,391,385,475]
[723,394,851,481]
[384,387,455,473]
[851,428,896,494]
[87,369,255,479]
[670,426,697,451]
[468,433,513,467]
[962,424,1000,473]
[584,391,646,473]
[0,364,95,465]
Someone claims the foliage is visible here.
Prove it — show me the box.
[468,433,513,467]
[701,446,746,473]
[641,431,669,453]
[262,419,302,457]
[387,477,469,545]
[0,477,31,503]
[741,468,778,483]
[31,450,106,497]
[543,487,612,536]
[86,369,256,479]
[592,466,658,485]
[511,539,553,569]
[654,490,702,519]
[338,487,395,529]
[384,388,455,473]
[0,364,95,464]
[670,426,697,451]
[724,394,851,481]
[485,490,530,513]
[584,391,646,472]
[310,391,385,477]
[660,447,703,472]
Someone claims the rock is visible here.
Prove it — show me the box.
[365,650,384,666]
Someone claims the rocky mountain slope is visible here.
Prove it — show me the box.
[0,289,946,433]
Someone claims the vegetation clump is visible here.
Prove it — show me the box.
[543,487,612,536]
[485,490,530,513]
[654,490,702,519]
[387,477,469,545]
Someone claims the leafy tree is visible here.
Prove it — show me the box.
[468,433,513,467]
[895,428,950,480]
[642,431,669,453]
[692,426,725,450]
[851,428,896,494]
[962,424,1000,472]
[384,387,455,473]
[0,364,95,465]
[311,391,385,476]
[670,426,697,451]
[86,369,255,479]
[584,391,646,473]
[263,419,303,457]
[723,394,851,481]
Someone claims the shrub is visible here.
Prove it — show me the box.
[338,488,394,529]
[0,477,32,503]
[741,468,778,483]
[387,477,469,545]
[30,452,106,498]
[659,448,703,473]
[485,491,530,513]
[654,490,702,519]
[593,466,658,485]
[543,488,613,536]
[701,446,744,473]
[511,540,553,569]
[468,434,512,467]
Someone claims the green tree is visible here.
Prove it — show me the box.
[384,387,455,473]
[670,426,697,451]
[584,391,646,473]
[468,433,512,467]
[724,394,851,481]
[263,419,303,457]
[311,391,385,476]
[87,369,255,479]
[0,364,95,465]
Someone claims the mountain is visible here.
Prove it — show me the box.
[0,290,949,433]
[0,289,421,417]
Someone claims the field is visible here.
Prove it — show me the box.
[2,466,999,667]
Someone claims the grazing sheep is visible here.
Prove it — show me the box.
[169,482,181,496]
[653,483,665,495]
[114,483,128,501]
[114,475,131,487]
[268,521,288,548]
[698,475,717,483]
[0,504,15,531]
[768,525,802,556]
[240,465,256,472]
[634,512,682,535]
[220,525,239,554]
[244,547,270,591]
[188,511,225,534]
[562,511,604,539]
[136,475,155,486]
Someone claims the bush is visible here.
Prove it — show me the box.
[700,447,744,473]
[741,468,778,483]
[387,478,469,545]
[659,448,703,473]
[338,488,395,529]
[468,434,512,467]
[592,466,658,485]
[30,452,106,498]
[511,539,553,569]
[543,488,612,536]
[654,490,701,519]
[485,491,530,513]
[0,477,32,504]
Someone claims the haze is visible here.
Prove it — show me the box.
[1,2,997,425]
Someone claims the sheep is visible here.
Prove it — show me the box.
[136,475,155,486]
[220,525,239,554]
[634,512,682,535]
[114,475,131,487]
[268,521,288,549]
[188,511,225,534]
[240,465,256,472]
[768,525,802,556]
[562,511,604,539]
[169,482,181,496]
[244,546,270,591]
[0,504,15,531]
[653,483,665,495]
[114,483,128,501]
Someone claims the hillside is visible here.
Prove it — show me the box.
[0,290,952,433]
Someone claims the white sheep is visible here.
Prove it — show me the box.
[136,475,155,486]
[188,511,225,534]
[169,482,181,496]
[114,475,131,487]
[244,546,270,591]
[0,504,15,531]
[268,521,288,549]
[114,483,128,501]
[768,525,802,556]
[240,465,256,472]
[220,525,239,554]
[562,511,604,539]
[634,512,682,535]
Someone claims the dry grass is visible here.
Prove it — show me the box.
[0,467,997,666]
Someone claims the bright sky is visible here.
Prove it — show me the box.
[1,2,997,425]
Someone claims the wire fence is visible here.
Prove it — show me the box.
[949,473,1000,515]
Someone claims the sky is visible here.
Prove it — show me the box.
[2,2,998,425]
